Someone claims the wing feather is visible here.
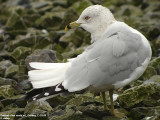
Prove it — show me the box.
[63,22,151,92]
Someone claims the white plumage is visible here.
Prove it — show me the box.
[28,62,71,88]
[28,5,151,94]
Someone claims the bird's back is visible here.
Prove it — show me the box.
[63,22,152,92]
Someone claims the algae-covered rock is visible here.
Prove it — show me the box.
[0,108,24,120]
[25,49,63,70]
[71,0,92,15]
[8,35,51,51]
[46,94,74,108]
[0,85,16,99]
[50,105,98,120]
[140,66,157,80]
[35,11,65,29]
[141,57,160,80]
[60,8,78,29]
[4,64,19,78]
[6,12,27,30]
[130,106,160,120]
[60,28,90,48]
[62,46,85,58]
[24,100,52,114]
[0,77,17,87]
[118,82,160,108]
[11,46,31,60]
[0,60,13,77]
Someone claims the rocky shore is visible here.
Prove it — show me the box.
[0,0,160,120]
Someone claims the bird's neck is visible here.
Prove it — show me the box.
[91,20,116,43]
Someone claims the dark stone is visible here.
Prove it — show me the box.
[25,49,63,70]
[130,106,160,120]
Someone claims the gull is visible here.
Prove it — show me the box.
[26,5,152,117]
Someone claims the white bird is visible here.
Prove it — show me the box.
[26,5,152,117]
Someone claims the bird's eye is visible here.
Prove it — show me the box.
[84,16,90,20]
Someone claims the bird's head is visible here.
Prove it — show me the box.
[65,5,115,35]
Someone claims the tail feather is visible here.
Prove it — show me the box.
[29,62,70,70]
[28,62,71,89]
[27,83,68,102]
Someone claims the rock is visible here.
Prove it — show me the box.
[0,108,24,120]
[140,57,160,80]
[18,80,32,90]
[118,82,160,108]
[0,60,13,77]
[24,100,52,114]
[46,94,74,108]
[142,116,160,120]
[0,85,17,100]
[62,46,85,58]
[102,116,126,120]
[8,35,51,51]
[116,5,143,16]
[130,106,160,120]
[60,28,90,48]
[35,11,65,29]
[4,64,19,78]
[71,0,92,15]
[11,46,31,60]
[25,49,63,70]
[49,105,98,120]
[6,12,27,30]
[66,94,97,106]
[52,0,67,7]
[0,51,16,63]
[60,8,78,29]
[67,0,78,6]
[0,77,17,87]
[140,66,157,80]
[49,30,65,43]
[31,1,50,9]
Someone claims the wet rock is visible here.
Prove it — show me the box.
[11,46,31,60]
[0,60,13,77]
[71,0,92,15]
[0,85,17,99]
[130,106,160,120]
[8,35,51,51]
[6,12,27,30]
[4,64,19,78]
[118,82,160,108]
[24,100,52,114]
[25,49,63,70]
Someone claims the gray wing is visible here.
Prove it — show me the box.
[63,23,151,92]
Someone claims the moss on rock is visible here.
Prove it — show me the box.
[118,82,160,108]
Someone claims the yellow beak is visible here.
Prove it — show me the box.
[65,21,81,31]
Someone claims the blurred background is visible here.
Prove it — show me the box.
[0,0,160,120]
